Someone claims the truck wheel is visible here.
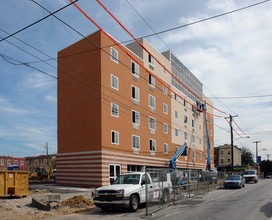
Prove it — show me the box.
[129,194,139,212]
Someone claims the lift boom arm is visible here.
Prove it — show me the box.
[169,143,188,170]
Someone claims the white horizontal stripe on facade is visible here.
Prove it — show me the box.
[57,168,108,172]
[57,180,102,185]
[57,176,108,181]
[57,173,107,177]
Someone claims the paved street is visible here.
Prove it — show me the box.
[48,179,272,220]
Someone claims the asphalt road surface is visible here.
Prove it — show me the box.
[48,179,272,220]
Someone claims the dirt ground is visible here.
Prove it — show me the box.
[0,189,96,220]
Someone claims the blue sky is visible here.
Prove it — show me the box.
[0,0,272,160]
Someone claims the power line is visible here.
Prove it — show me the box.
[0,0,79,43]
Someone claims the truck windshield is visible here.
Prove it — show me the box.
[112,174,140,185]
[244,171,256,175]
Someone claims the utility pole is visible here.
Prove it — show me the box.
[225,114,238,170]
[253,141,261,165]
[45,142,49,167]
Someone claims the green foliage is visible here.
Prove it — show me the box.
[241,147,255,166]
[260,160,272,176]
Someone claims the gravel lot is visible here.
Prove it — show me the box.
[0,189,96,220]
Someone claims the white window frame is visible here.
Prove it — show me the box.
[148,53,155,66]
[1,159,4,166]
[148,94,155,109]
[192,150,196,161]
[199,152,202,159]
[111,130,119,145]
[163,123,168,134]
[132,110,140,125]
[175,110,179,119]
[20,161,24,166]
[184,131,188,140]
[184,115,188,124]
[175,128,179,137]
[164,143,168,153]
[192,119,195,128]
[192,135,195,143]
[111,102,119,117]
[132,135,140,149]
[199,124,202,130]
[163,85,168,95]
[111,74,119,90]
[131,61,139,77]
[149,74,155,87]
[14,160,18,165]
[163,103,168,114]
[163,64,167,74]
[149,117,156,130]
[199,138,202,145]
[149,139,156,152]
[7,160,10,166]
[110,47,118,63]
[131,85,140,101]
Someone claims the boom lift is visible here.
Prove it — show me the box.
[169,143,188,170]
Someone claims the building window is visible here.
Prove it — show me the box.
[228,158,231,163]
[131,61,139,77]
[131,86,140,101]
[210,117,213,124]
[174,94,177,101]
[149,117,156,130]
[110,47,118,63]
[163,64,167,74]
[164,143,168,153]
[20,161,24,166]
[228,150,230,155]
[148,53,155,66]
[221,150,224,156]
[111,102,119,117]
[14,160,18,165]
[210,142,213,149]
[205,153,208,161]
[111,74,119,90]
[132,110,140,125]
[184,131,188,140]
[163,123,168,134]
[192,119,195,128]
[163,85,168,94]
[175,110,178,119]
[184,115,188,124]
[149,74,155,87]
[7,160,10,166]
[199,138,202,145]
[221,159,224,164]
[175,128,179,137]
[192,135,195,143]
[192,150,196,161]
[184,100,187,107]
[1,159,4,165]
[148,94,155,109]
[111,131,119,145]
[199,124,202,130]
[149,139,156,152]
[132,135,140,149]
[163,103,168,114]
[199,152,202,159]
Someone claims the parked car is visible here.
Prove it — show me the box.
[224,175,245,189]
[243,170,258,183]
[265,175,272,179]
[93,172,172,212]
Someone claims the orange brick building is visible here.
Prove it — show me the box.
[57,30,214,187]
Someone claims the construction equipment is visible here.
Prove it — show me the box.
[169,143,188,170]
[29,166,53,180]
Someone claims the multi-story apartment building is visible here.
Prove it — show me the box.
[215,144,241,171]
[25,154,56,173]
[57,30,214,187]
[0,156,25,170]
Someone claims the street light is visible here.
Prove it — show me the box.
[234,136,250,142]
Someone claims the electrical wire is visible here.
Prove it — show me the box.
[0,0,79,43]
[96,0,226,115]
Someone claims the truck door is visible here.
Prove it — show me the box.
[140,174,154,202]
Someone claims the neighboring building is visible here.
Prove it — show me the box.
[25,154,56,173]
[57,30,214,187]
[215,144,241,171]
[0,156,26,170]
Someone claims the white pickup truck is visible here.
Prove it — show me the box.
[243,170,258,183]
[93,172,172,211]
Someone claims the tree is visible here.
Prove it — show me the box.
[260,160,272,176]
[241,147,255,166]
